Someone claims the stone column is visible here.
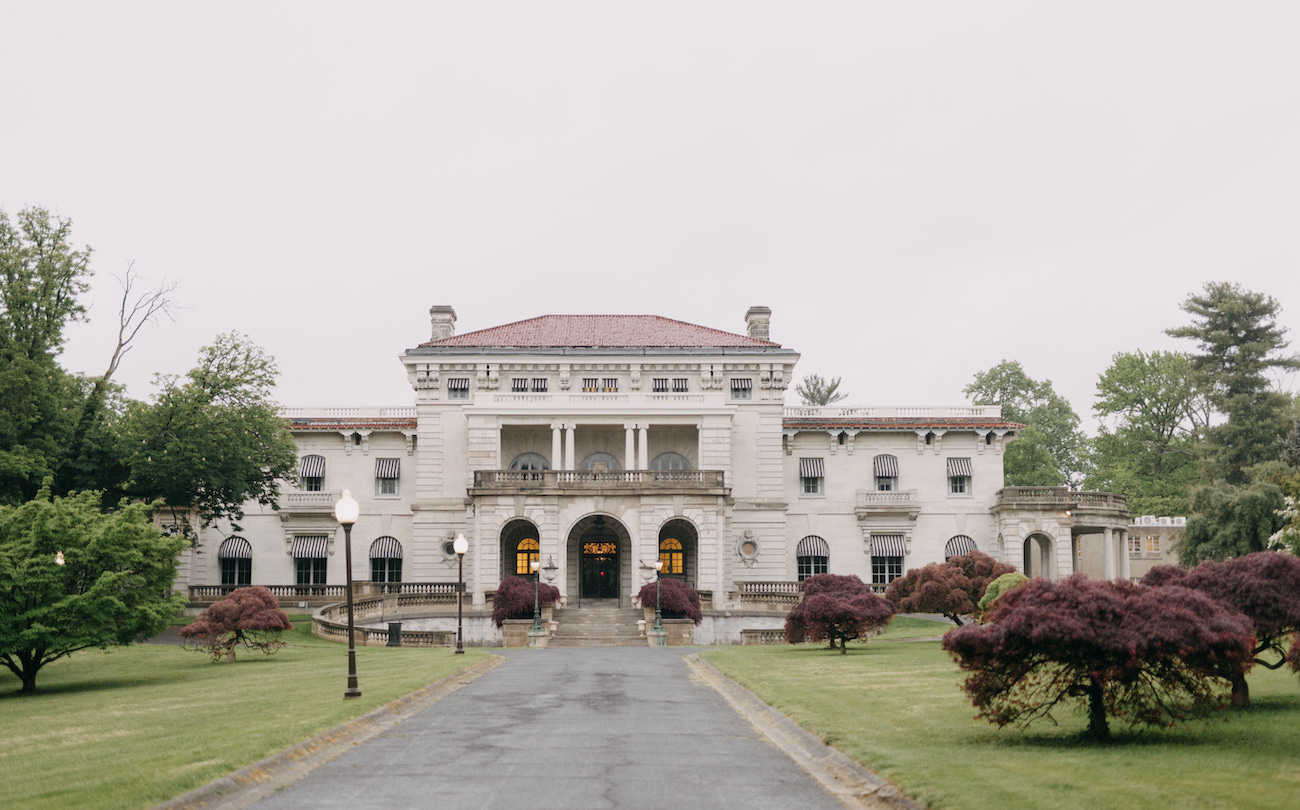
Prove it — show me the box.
[565,423,576,471]
[551,423,563,470]
[638,425,649,471]
[1119,529,1131,581]
[1103,527,1116,580]
[625,424,636,471]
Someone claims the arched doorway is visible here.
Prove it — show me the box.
[658,519,698,587]
[567,515,631,605]
[500,519,541,582]
[1023,533,1054,579]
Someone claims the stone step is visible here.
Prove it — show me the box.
[549,606,647,647]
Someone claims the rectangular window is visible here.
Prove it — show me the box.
[1146,534,1161,554]
[582,377,599,392]
[946,457,972,496]
[299,455,325,492]
[672,378,689,392]
[876,477,896,492]
[602,377,618,392]
[797,556,828,581]
[371,558,402,584]
[375,458,400,496]
[447,378,470,399]
[532,378,548,392]
[1130,535,1143,556]
[220,558,251,587]
[871,556,903,585]
[798,458,825,497]
[652,378,669,393]
[295,558,327,590]
[731,378,753,400]
[511,378,528,392]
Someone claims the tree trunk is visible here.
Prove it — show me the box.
[1087,678,1110,741]
[945,613,964,627]
[1230,672,1250,707]
[839,633,848,654]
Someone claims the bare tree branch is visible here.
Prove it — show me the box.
[103,262,180,382]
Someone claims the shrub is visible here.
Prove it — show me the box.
[179,586,292,663]
[885,550,1017,626]
[637,577,703,625]
[977,571,1030,620]
[785,573,894,653]
[491,576,561,627]
[944,574,1254,741]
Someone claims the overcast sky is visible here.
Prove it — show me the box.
[4,2,1298,432]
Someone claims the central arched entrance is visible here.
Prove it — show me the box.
[567,514,631,606]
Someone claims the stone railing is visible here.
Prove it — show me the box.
[732,581,801,610]
[281,491,340,511]
[281,406,416,419]
[996,487,1128,511]
[855,489,921,521]
[473,469,726,491]
[783,405,1003,419]
[312,614,454,648]
[190,584,347,603]
[487,393,713,408]
[741,629,788,645]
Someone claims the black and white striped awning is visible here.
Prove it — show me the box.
[291,535,329,558]
[873,455,899,478]
[799,458,825,479]
[946,457,973,477]
[375,458,400,479]
[369,536,403,559]
[945,535,977,559]
[299,455,325,478]
[731,378,752,390]
[869,534,907,557]
[796,535,830,558]
[447,378,469,390]
[217,536,252,559]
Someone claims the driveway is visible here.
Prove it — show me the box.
[250,647,851,810]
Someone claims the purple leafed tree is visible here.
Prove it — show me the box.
[1142,551,1300,706]
[943,574,1254,741]
[491,575,561,627]
[785,574,894,653]
[179,586,293,663]
[637,578,703,624]
[885,551,1017,627]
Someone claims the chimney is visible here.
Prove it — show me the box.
[429,306,457,341]
[744,306,771,341]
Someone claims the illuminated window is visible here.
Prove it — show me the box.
[1146,534,1161,554]
[659,537,684,574]
[515,537,540,577]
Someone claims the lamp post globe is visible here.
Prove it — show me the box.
[334,490,362,700]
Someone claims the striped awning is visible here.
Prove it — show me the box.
[945,535,977,559]
[375,458,400,479]
[731,378,752,390]
[369,536,403,559]
[217,536,252,559]
[796,535,830,558]
[799,458,825,479]
[946,457,973,477]
[291,535,329,558]
[873,455,898,478]
[447,378,469,390]
[299,455,325,478]
[870,534,907,557]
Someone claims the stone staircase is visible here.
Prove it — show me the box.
[549,600,646,647]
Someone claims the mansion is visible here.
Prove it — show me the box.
[177,306,1138,644]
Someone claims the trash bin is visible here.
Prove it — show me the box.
[386,622,403,647]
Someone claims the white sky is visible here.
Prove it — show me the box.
[4,2,1298,432]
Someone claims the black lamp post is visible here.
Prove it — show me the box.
[454,532,468,654]
[530,558,543,633]
[653,559,664,633]
[335,490,362,700]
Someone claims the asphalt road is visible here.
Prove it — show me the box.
[251,647,849,810]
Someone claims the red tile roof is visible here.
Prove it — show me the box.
[419,314,781,349]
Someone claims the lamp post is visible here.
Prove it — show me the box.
[653,560,664,633]
[530,558,543,633]
[334,490,362,700]
[454,532,468,654]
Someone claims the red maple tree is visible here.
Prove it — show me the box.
[785,574,894,653]
[885,551,1017,626]
[180,586,293,663]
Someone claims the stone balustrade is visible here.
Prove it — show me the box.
[472,469,726,492]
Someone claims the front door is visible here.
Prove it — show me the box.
[581,541,619,599]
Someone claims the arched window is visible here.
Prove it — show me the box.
[649,452,691,471]
[659,537,684,575]
[369,536,403,586]
[515,537,539,577]
[217,537,252,588]
[509,452,550,471]
[796,535,829,581]
[579,452,622,472]
[944,535,977,560]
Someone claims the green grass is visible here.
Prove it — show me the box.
[703,640,1300,810]
[0,621,489,809]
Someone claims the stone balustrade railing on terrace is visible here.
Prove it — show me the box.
[732,581,802,610]
[280,406,417,419]
[995,487,1128,510]
[783,405,1003,419]
[473,469,726,491]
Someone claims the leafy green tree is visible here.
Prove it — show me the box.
[1166,282,1300,482]
[119,332,299,537]
[0,486,185,692]
[795,373,847,406]
[0,208,93,504]
[964,360,1087,486]
[1176,480,1287,566]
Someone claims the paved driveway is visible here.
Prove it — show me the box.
[252,648,848,810]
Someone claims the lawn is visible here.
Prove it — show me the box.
[702,638,1300,810]
[0,620,489,809]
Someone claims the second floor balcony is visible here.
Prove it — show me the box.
[471,469,727,495]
